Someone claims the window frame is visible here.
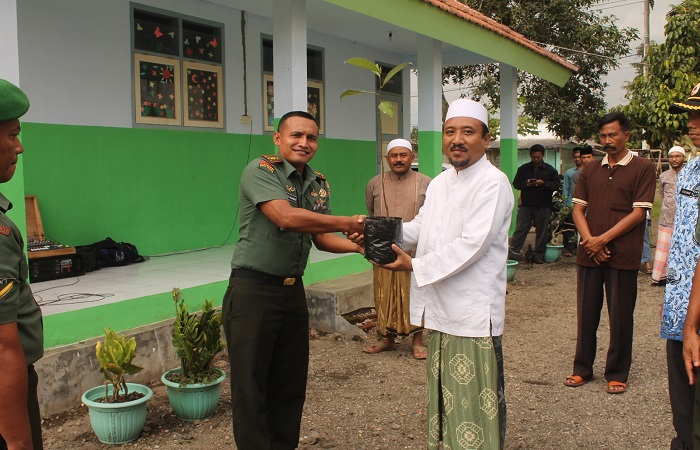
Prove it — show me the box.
[130,3,225,130]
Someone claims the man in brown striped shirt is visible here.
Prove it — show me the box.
[564,112,656,395]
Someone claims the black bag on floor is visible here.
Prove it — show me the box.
[76,245,99,272]
[77,237,145,270]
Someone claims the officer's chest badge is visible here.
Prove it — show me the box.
[285,185,296,193]
[310,190,318,198]
[0,226,10,236]
[319,189,327,198]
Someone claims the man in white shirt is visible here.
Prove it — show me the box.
[378,98,514,450]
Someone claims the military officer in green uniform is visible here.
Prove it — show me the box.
[0,79,44,450]
[223,110,364,449]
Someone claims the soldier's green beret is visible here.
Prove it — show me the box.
[0,79,30,122]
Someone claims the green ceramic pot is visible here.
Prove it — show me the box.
[506,259,518,282]
[161,368,226,421]
[81,383,153,445]
[545,244,565,263]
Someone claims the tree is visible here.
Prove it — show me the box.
[624,0,700,149]
[446,0,637,140]
[486,103,540,139]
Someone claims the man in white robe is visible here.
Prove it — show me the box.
[378,98,514,449]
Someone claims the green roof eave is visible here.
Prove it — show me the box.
[323,0,574,87]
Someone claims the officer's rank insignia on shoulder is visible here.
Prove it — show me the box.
[315,171,326,180]
[0,226,10,236]
[259,155,283,173]
[261,154,283,164]
[259,161,275,173]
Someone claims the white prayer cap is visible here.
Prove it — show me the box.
[444,98,488,127]
[669,146,686,157]
[386,138,413,153]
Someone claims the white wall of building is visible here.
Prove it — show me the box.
[16,0,410,141]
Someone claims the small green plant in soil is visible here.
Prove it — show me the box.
[95,328,144,403]
[167,288,226,386]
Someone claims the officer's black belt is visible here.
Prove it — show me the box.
[232,268,298,286]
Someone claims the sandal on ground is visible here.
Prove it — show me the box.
[563,375,589,387]
[412,345,428,360]
[644,264,653,275]
[363,341,397,354]
[563,251,574,257]
[606,381,627,394]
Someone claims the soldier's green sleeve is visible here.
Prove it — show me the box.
[0,218,22,325]
[241,159,287,207]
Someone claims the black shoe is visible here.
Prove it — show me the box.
[533,256,544,264]
[508,250,520,261]
[651,279,667,287]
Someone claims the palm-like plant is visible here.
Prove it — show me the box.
[341,57,412,216]
[169,288,226,385]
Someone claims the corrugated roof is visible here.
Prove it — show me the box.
[421,0,578,72]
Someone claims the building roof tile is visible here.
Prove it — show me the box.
[421,0,578,72]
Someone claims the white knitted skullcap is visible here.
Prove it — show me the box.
[669,146,686,157]
[386,138,413,153]
[444,98,488,127]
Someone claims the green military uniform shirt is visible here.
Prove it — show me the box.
[0,192,44,365]
[231,155,332,277]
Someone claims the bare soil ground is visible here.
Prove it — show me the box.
[42,246,674,449]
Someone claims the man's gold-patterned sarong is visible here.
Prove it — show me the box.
[373,266,422,336]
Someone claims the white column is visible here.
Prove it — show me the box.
[417,35,442,133]
[0,0,21,83]
[499,64,518,141]
[273,0,307,117]
[416,35,443,176]
[0,0,26,230]
[499,63,519,234]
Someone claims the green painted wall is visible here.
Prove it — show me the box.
[21,123,376,349]
[43,282,228,348]
[500,138,519,234]
[21,124,375,255]
[417,130,443,178]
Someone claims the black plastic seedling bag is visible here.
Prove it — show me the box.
[364,216,403,264]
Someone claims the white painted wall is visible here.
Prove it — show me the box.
[0,0,20,84]
[16,0,410,141]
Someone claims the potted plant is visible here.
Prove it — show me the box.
[161,288,226,421]
[341,57,412,264]
[81,328,153,445]
[546,194,576,262]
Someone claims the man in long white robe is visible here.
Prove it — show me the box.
[378,98,514,449]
